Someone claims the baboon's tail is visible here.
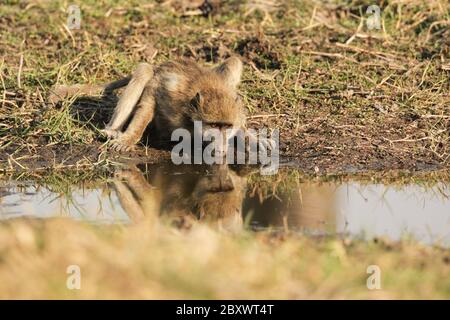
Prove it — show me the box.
[48,76,131,104]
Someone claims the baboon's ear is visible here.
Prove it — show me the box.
[190,92,202,109]
[213,56,243,90]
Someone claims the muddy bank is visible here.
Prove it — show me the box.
[0,126,446,174]
[0,93,446,173]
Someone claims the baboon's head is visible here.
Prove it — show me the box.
[189,57,246,157]
[156,164,246,231]
[191,164,246,231]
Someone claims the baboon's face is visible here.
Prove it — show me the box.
[112,164,246,231]
[190,88,244,157]
[191,165,245,231]
[150,164,246,231]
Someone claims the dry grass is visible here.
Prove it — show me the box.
[0,218,449,299]
[0,0,448,172]
[0,0,449,300]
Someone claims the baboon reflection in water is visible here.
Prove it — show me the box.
[111,164,335,233]
[112,164,248,231]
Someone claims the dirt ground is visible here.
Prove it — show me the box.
[0,1,448,174]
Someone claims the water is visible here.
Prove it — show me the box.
[1,163,449,246]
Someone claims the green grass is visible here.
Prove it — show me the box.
[0,0,448,172]
[0,0,449,299]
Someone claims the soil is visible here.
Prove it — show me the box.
[0,1,448,174]
[0,114,445,174]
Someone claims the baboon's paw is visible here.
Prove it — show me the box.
[109,139,136,153]
[101,128,122,139]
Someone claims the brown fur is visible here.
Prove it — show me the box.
[49,57,246,152]
[112,164,246,231]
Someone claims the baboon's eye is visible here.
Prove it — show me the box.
[208,122,232,129]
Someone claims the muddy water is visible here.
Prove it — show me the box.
[0,164,449,246]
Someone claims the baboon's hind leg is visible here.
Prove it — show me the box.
[102,63,154,139]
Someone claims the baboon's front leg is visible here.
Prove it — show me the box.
[112,179,145,222]
[110,87,156,152]
[113,165,159,222]
[102,63,154,139]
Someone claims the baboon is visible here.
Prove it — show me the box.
[111,163,333,232]
[50,57,271,155]
[112,163,247,231]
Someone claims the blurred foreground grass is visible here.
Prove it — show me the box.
[0,217,449,299]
